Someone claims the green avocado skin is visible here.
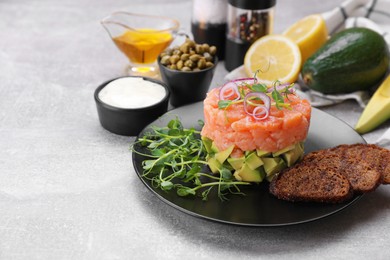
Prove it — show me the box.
[301,28,390,94]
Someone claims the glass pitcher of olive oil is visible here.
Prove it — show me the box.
[101,12,180,77]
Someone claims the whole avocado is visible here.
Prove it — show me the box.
[301,27,390,94]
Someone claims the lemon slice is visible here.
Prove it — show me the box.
[244,34,301,85]
[283,14,328,62]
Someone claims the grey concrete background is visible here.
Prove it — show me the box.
[1,0,389,259]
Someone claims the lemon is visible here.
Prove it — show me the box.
[244,34,301,85]
[283,14,328,62]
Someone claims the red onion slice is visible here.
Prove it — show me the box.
[252,105,269,120]
[231,78,257,86]
[219,81,240,101]
[267,83,296,94]
[244,92,271,120]
[219,77,258,101]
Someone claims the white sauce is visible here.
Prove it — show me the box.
[98,77,166,109]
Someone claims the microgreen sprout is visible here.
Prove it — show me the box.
[131,118,250,201]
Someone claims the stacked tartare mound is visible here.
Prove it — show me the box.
[201,79,312,182]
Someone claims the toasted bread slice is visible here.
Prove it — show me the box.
[270,143,389,203]
[355,144,389,184]
[341,158,382,193]
[383,153,390,184]
[366,144,390,184]
[269,162,353,203]
[305,148,382,193]
[330,144,390,185]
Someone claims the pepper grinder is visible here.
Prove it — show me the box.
[191,0,228,60]
[225,0,276,71]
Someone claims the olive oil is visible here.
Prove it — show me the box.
[113,28,173,64]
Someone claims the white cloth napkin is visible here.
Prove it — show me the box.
[376,127,390,147]
[224,0,390,108]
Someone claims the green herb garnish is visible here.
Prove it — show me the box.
[218,100,233,109]
[251,83,268,93]
[131,118,250,201]
[217,76,296,119]
[271,87,285,109]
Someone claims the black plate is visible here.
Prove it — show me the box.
[132,102,365,226]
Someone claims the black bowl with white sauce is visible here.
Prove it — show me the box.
[94,76,170,136]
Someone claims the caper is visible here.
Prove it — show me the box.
[184,59,194,68]
[169,54,180,64]
[176,60,184,70]
[180,53,190,61]
[203,52,212,62]
[185,39,196,48]
[195,44,204,54]
[202,43,210,53]
[209,46,217,55]
[167,48,174,55]
[160,55,171,65]
[197,58,206,69]
[160,38,217,71]
[205,61,214,68]
[179,43,190,54]
[172,49,182,56]
[189,54,201,62]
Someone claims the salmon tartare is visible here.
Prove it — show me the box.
[201,78,312,182]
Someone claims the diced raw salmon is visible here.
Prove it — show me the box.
[201,88,311,153]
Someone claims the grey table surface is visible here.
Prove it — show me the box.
[1,0,390,259]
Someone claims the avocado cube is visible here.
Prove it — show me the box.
[266,173,276,182]
[207,157,221,174]
[272,144,295,157]
[227,156,245,170]
[256,149,271,157]
[215,145,234,164]
[263,157,286,176]
[283,143,304,167]
[234,164,265,182]
[245,152,264,170]
[211,141,219,153]
[201,136,213,154]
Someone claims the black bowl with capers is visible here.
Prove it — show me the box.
[158,38,218,107]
